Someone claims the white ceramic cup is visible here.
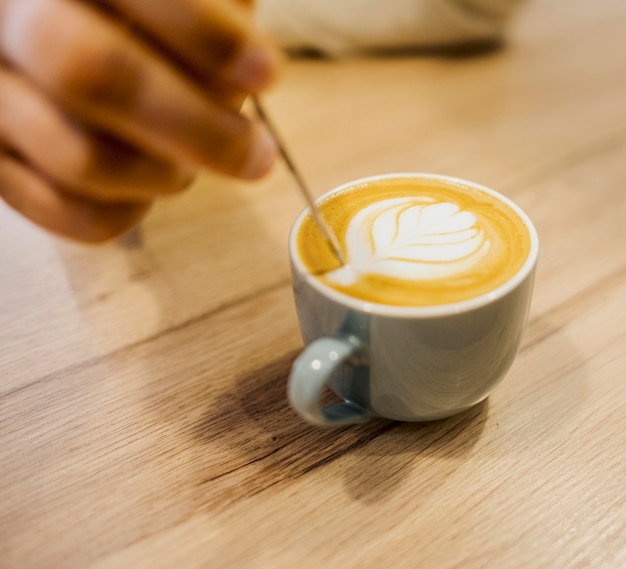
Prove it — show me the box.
[287,173,539,426]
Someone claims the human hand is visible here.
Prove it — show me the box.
[0,0,280,242]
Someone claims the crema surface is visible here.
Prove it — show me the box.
[296,177,531,307]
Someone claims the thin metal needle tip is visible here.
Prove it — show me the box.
[252,97,346,266]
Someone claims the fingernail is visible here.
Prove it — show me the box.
[230,42,278,90]
[240,125,277,179]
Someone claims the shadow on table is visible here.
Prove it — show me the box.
[290,38,504,60]
[193,307,589,505]
[193,350,489,505]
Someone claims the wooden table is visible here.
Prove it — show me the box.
[1,0,625,567]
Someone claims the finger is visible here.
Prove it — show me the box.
[0,66,194,202]
[0,153,151,242]
[1,0,277,179]
[97,0,280,91]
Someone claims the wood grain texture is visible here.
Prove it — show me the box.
[1,0,625,567]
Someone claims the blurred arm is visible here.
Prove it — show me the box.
[256,0,524,55]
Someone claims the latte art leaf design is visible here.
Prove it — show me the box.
[327,198,491,286]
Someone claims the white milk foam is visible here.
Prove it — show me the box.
[327,198,491,286]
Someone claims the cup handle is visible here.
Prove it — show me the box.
[288,337,371,426]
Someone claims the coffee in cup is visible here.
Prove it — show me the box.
[296,176,531,307]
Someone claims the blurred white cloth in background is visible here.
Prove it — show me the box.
[257,0,524,55]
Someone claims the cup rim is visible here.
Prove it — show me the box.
[289,173,539,318]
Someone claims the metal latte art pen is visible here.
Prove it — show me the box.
[252,97,346,266]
